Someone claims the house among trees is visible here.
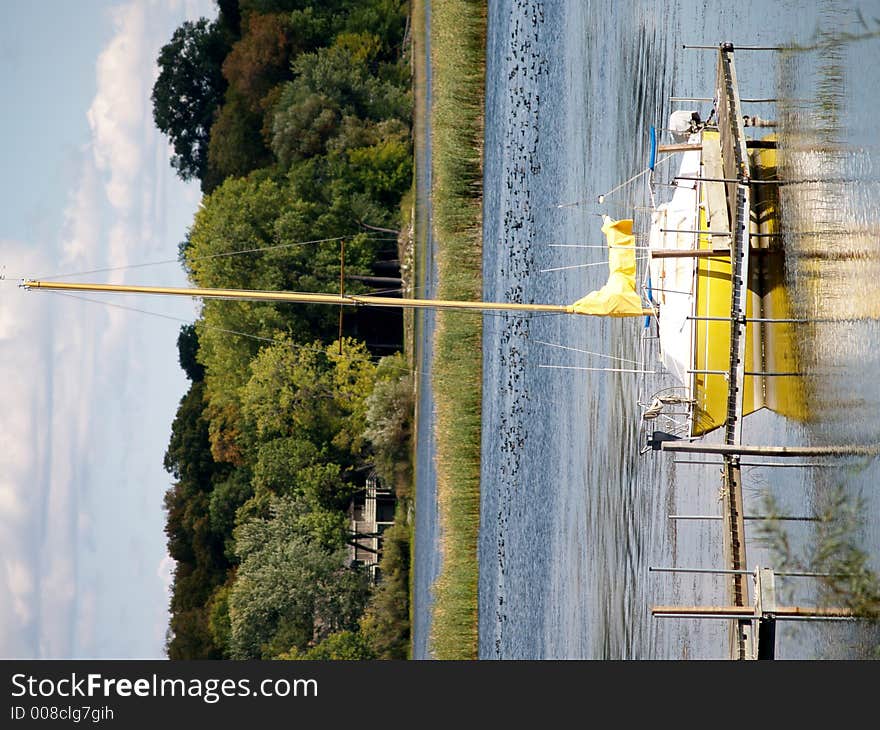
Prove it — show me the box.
[347,473,396,582]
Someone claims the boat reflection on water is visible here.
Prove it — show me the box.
[755,33,880,657]
[778,45,880,442]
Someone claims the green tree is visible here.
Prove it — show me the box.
[222,13,294,114]
[185,175,292,463]
[277,630,375,659]
[756,487,880,624]
[166,607,222,659]
[152,18,230,182]
[251,436,348,508]
[228,495,369,658]
[160,0,413,664]
[185,173,358,354]
[364,352,413,491]
[269,28,410,172]
[330,128,412,229]
[342,0,409,60]
[162,380,233,659]
[164,381,216,491]
[207,582,234,658]
[282,32,409,124]
[279,118,411,234]
[215,0,242,37]
[241,337,378,484]
[359,521,410,659]
[206,90,273,185]
[271,90,341,165]
[252,436,320,493]
[176,323,205,382]
[209,467,254,559]
[205,11,303,185]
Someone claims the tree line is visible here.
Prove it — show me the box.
[154,0,414,660]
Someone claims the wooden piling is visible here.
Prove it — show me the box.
[660,442,880,457]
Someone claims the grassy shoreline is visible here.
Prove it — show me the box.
[425,0,487,660]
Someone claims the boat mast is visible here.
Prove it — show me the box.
[20,279,654,317]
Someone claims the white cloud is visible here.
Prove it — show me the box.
[0,241,52,657]
[74,589,97,656]
[0,0,212,659]
[5,558,34,624]
[0,299,17,341]
[0,484,26,523]
[59,160,101,268]
[157,553,175,601]
[87,3,147,214]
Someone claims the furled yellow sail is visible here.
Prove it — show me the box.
[566,216,645,316]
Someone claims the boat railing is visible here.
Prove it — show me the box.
[637,385,695,454]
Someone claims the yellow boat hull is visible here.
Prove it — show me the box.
[691,132,806,436]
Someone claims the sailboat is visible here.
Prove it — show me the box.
[640,43,806,448]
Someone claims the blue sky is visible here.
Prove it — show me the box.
[0,0,216,658]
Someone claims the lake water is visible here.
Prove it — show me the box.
[415,0,880,659]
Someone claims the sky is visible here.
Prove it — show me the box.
[0,0,217,658]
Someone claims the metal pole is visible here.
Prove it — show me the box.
[668,514,819,521]
[748,371,802,377]
[774,571,855,578]
[660,442,880,457]
[538,364,658,374]
[652,613,855,621]
[674,459,833,468]
[23,279,652,316]
[671,96,784,103]
[757,615,857,622]
[683,44,789,51]
[646,287,694,295]
[659,227,732,236]
[650,249,731,259]
[653,613,754,620]
[650,567,752,575]
[675,175,742,183]
[657,143,703,153]
[740,461,832,468]
[687,369,801,376]
[675,175,780,185]
[688,315,809,323]
[338,239,345,354]
[650,566,850,578]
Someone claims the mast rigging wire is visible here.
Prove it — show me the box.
[34,234,395,280]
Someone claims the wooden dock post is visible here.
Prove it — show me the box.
[660,442,880,457]
[651,567,857,659]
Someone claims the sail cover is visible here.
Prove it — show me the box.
[567,216,644,316]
